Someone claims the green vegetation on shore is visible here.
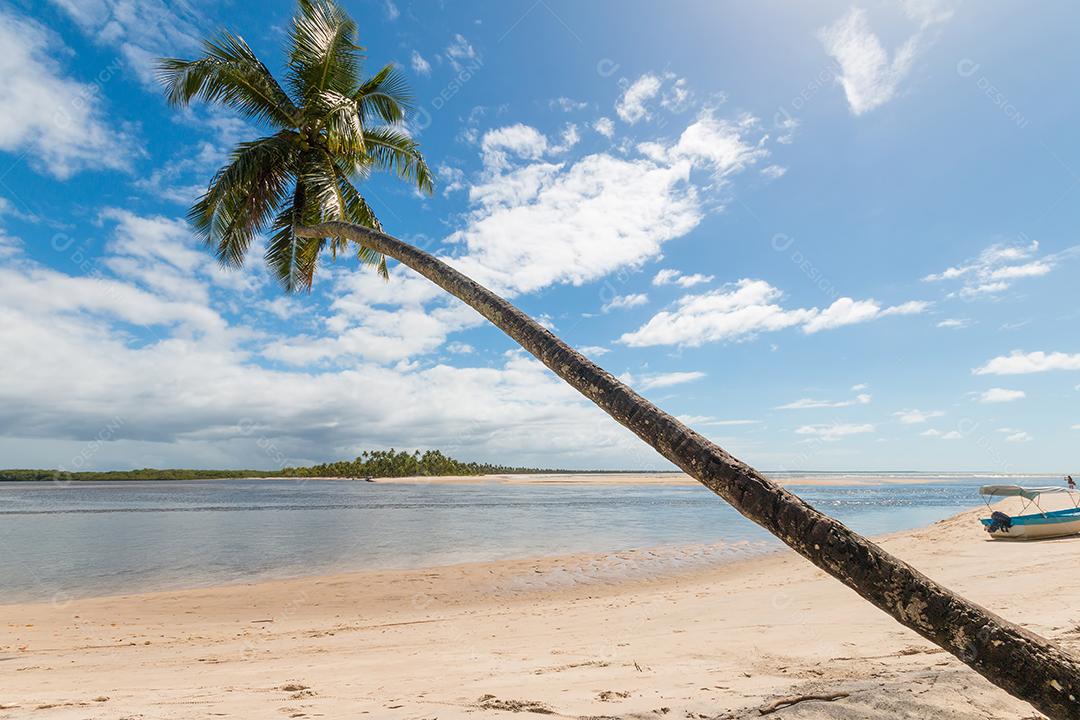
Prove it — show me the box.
[0,468,272,482]
[0,449,565,481]
[279,449,562,478]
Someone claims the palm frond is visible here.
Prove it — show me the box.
[288,0,362,104]
[362,126,434,194]
[297,152,387,276]
[336,174,388,277]
[164,0,430,290]
[191,131,298,267]
[305,88,368,161]
[158,32,299,128]
[264,193,326,293]
[325,154,387,275]
[355,64,413,125]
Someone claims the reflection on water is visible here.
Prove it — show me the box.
[0,474,1047,602]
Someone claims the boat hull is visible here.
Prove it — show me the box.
[981,508,1080,540]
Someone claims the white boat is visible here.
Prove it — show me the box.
[979,485,1080,540]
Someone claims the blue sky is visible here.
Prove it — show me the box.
[0,0,1078,472]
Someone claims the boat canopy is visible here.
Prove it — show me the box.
[980,485,1080,500]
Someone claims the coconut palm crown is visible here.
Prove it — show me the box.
[158,0,433,291]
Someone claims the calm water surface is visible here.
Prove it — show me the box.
[0,474,1049,602]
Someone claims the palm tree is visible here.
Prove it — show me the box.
[159,2,1079,717]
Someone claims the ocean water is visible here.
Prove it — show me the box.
[0,473,1055,603]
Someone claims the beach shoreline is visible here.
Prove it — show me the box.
[364,471,1013,486]
[1,470,1060,487]
[2,500,1076,719]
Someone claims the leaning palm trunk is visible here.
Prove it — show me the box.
[298,220,1079,720]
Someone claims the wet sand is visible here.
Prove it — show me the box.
[365,471,984,486]
[2,498,1077,718]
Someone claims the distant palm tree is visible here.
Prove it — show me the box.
[159,2,1079,716]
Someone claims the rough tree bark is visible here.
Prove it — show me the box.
[297,220,1080,720]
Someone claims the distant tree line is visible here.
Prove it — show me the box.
[280,449,562,478]
[0,468,277,482]
[0,450,570,481]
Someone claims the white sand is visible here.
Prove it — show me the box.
[2,501,1077,718]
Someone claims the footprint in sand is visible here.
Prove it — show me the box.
[277,683,315,700]
[475,694,555,714]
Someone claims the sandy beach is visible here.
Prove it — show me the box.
[2,498,1076,719]
[358,471,1013,487]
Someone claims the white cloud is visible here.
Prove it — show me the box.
[851,383,869,392]
[626,371,706,391]
[551,97,588,112]
[411,50,431,76]
[902,0,955,27]
[777,393,871,410]
[593,117,615,138]
[616,73,663,124]
[452,152,701,295]
[536,313,556,331]
[0,260,229,343]
[445,34,481,73]
[448,111,770,297]
[974,351,1080,375]
[132,139,228,205]
[384,0,400,20]
[801,298,881,334]
[602,293,648,313]
[978,388,1026,403]
[1071,424,1080,431]
[775,115,799,144]
[1004,430,1032,443]
[551,123,580,153]
[0,232,21,259]
[616,72,695,124]
[652,269,679,284]
[621,279,928,348]
[48,0,202,89]
[937,318,971,329]
[922,428,962,440]
[0,212,23,258]
[620,280,816,348]
[0,308,648,468]
[578,345,609,357]
[445,341,474,354]
[0,8,136,178]
[988,261,1052,280]
[661,77,694,113]
[652,268,713,288]
[923,238,1068,297]
[795,423,875,441]
[266,267,481,366]
[894,409,945,424]
[0,224,659,468]
[760,164,787,179]
[438,108,772,298]
[480,123,549,169]
[682,417,760,427]
[883,300,932,316]
[802,298,929,334]
[819,7,921,115]
[437,163,466,195]
[662,111,771,180]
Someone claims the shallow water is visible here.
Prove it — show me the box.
[0,474,1056,602]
